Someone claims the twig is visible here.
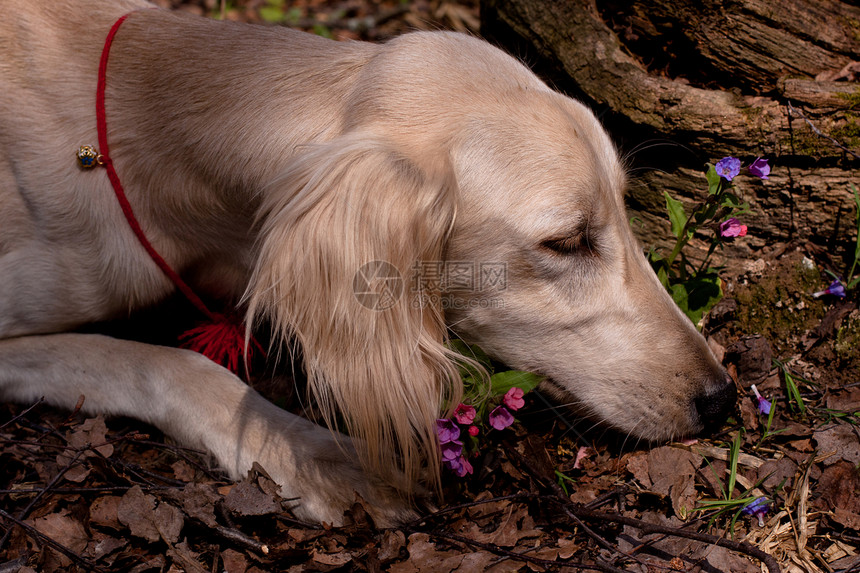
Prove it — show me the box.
[0,485,170,495]
[787,101,860,161]
[0,449,86,552]
[0,399,44,430]
[212,524,269,555]
[553,502,781,573]
[406,493,533,528]
[0,509,107,573]
[423,529,627,573]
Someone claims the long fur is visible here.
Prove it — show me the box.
[246,133,464,489]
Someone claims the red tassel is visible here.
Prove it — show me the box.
[179,314,260,376]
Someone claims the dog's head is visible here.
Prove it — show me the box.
[247,31,735,489]
[442,91,735,442]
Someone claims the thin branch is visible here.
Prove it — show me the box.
[0,509,107,573]
[787,101,860,161]
[0,449,86,552]
[422,529,628,573]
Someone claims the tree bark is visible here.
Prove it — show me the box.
[480,0,860,267]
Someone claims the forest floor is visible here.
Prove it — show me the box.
[1,1,859,572]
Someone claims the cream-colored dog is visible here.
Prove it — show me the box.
[0,0,736,524]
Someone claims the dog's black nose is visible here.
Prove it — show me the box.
[694,376,738,434]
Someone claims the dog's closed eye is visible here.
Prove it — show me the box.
[540,232,598,257]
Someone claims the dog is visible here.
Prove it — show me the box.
[0,0,736,525]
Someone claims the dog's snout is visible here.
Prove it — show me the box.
[693,376,738,434]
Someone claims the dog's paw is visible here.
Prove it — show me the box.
[269,449,421,527]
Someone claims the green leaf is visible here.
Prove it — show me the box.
[669,274,723,325]
[720,193,751,216]
[664,191,687,240]
[706,164,723,195]
[448,339,492,367]
[489,370,543,396]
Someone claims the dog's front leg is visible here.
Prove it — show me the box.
[0,333,414,525]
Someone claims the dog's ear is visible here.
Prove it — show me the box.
[246,132,462,491]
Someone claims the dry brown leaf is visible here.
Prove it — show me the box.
[171,459,196,482]
[89,495,123,530]
[378,529,407,563]
[825,387,860,412]
[56,416,114,483]
[641,446,702,517]
[220,548,249,573]
[814,424,860,466]
[179,482,220,527]
[756,457,798,490]
[28,511,88,564]
[458,505,540,547]
[626,452,651,488]
[167,540,209,573]
[311,549,353,567]
[118,485,184,544]
[224,476,281,517]
[814,461,860,513]
[833,508,860,530]
[86,530,127,561]
[389,533,493,573]
[691,544,760,572]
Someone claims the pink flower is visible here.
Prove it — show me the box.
[572,446,590,469]
[719,217,748,238]
[489,406,514,430]
[453,403,476,425]
[468,425,480,437]
[503,387,525,411]
[748,157,770,179]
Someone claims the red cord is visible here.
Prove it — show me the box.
[94,11,264,372]
[97,11,216,322]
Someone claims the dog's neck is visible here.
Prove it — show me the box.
[94,9,378,296]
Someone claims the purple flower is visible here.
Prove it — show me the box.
[750,384,771,416]
[742,497,770,527]
[440,440,463,462]
[489,405,514,430]
[453,403,476,425]
[719,217,748,238]
[748,157,770,179]
[813,279,847,299]
[715,157,741,181]
[503,387,525,411]
[436,419,460,443]
[453,455,473,477]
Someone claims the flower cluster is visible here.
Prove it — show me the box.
[714,156,769,239]
[436,418,473,477]
[436,387,526,476]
